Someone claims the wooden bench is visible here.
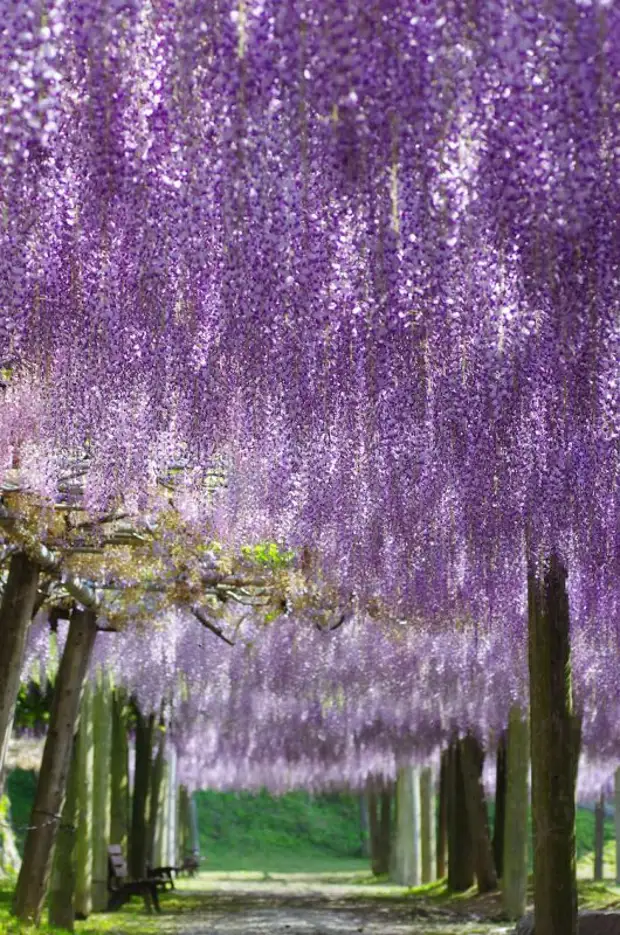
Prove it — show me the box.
[178,853,200,877]
[146,861,176,890]
[107,845,161,913]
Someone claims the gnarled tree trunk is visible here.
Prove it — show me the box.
[528,555,579,935]
[48,735,79,931]
[0,554,40,785]
[12,608,97,924]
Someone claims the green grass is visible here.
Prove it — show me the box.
[194,788,369,872]
[0,884,207,935]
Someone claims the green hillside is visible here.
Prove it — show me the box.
[6,767,617,876]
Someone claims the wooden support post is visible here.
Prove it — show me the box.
[420,766,436,884]
[166,743,178,866]
[12,609,97,924]
[129,705,155,880]
[502,705,529,920]
[594,793,605,882]
[110,691,130,854]
[437,751,448,879]
[447,738,474,892]
[147,726,166,867]
[91,671,113,911]
[391,766,421,886]
[528,555,579,935]
[74,683,93,919]
[493,732,507,879]
[460,734,497,893]
[368,781,392,875]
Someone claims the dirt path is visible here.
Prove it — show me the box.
[154,876,515,935]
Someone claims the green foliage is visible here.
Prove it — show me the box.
[240,542,295,569]
[6,770,37,856]
[195,788,367,872]
[13,681,54,733]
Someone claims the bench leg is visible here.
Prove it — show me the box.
[150,883,161,913]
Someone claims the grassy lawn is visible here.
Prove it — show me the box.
[0,884,203,935]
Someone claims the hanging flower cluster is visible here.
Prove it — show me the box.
[3,2,620,789]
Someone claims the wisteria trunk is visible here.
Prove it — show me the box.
[0,553,40,785]
[437,751,448,879]
[420,767,435,884]
[48,736,79,931]
[110,691,130,854]
[74,683,93,919]
[147,727,166,867]
[447,738,474,892]
[12,608,97,924]
[91,672,112,911]
[616,769,620,885]
[460,734,497,893]
[493,732,507,879]
[390,766,421,886]
[594,793,604,882]
[501,704,529,920]
[528,556,579,935]
[129,705,155,879]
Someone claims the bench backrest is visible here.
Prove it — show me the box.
[108,845,128,882]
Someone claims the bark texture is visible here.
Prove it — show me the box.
[447,738,474,892]
[493,732,507,880]
[12,608,97,924]
[110,691,130,853]
[528,556,579,935]
[74,684,93,919]
[420,767,435,884]
[48,736,79,931]
[129,706,155,879]
[460,734,497,893]
[502,705,530,920]
[147,726,166,866]
[91,672,112,911]
[0,554,40,784]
